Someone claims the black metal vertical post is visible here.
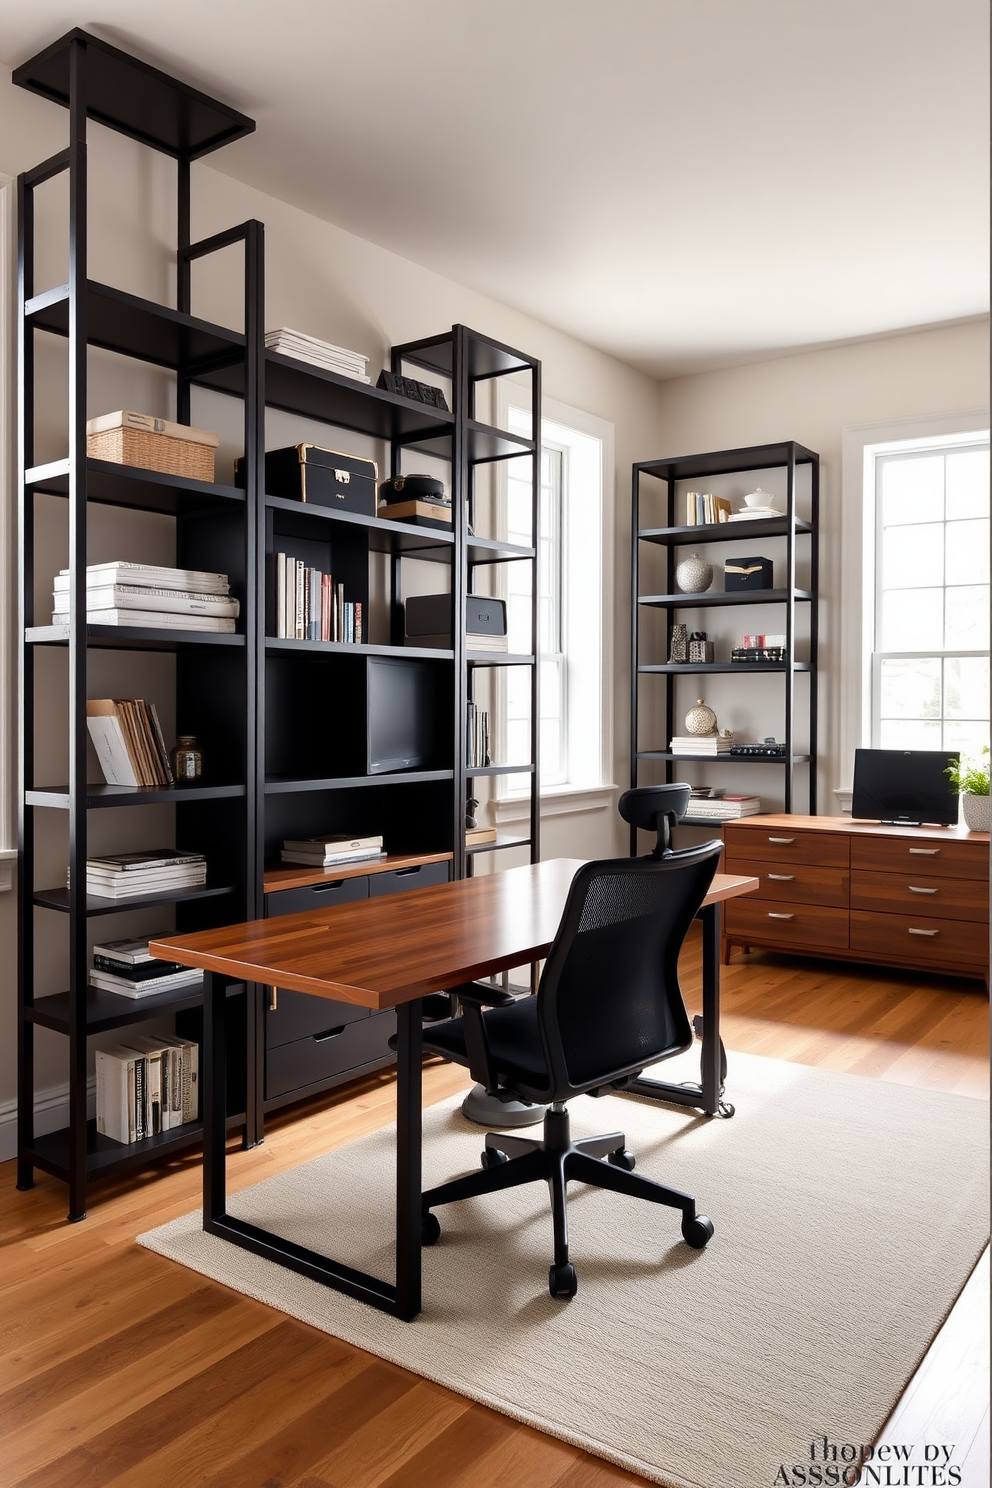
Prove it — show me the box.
[665,473,675,791]
[451,327,468,881]
[66,37,90,1223]
[699,903,722,1115]
[175,156,191,425]
[202,971,228,1223]
[629,466,640,856]
[784,445,797,815]
[394,999,423,1321]
[244,219,265,1146]
[529,355,541,865]
[809,455,820,815]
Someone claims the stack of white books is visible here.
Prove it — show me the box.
[90,934,202,998]
[53,562,239,633]
[265,328,370,383]
[686,794,762,820]
[669,735,733,756]
[76,849,207,899]
[279,833,385,867]
[96,1034,198,1144]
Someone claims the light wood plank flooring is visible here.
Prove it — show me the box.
[2,938,987,1488]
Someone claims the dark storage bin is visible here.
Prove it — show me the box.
[238,444,377,515]
[265,875,369,918]
[266,1011,397,1098]
[404,593,507,648]
[368,860,450,897]
[724,556,773,591]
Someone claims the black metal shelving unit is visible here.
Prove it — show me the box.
[630,443,819,842]
[15,30,542,1216]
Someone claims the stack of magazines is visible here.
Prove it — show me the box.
[76,849,207,899]
[90,934,202,998]
[53,561,238,633]
[86,698,174,787]
[669,734,732,756]
[265,328,370,383]
[280,833,384,867]
[686,794,762,821]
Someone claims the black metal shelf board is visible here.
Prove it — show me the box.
[264,770,455,795]
[33,885,236,916]
[466,537,536,565]
[394,328,537,381]
[28,980,208,1035]
[637,589,814,609]
[27,280,245,372]
[26,457,246,515]
[265,494,454,559]
[634,442,819,483]
[638,517,813,546]
[466,421,535,465]
[26,1113,245,1181]
[13,28,255,159]
[27,783,246,809]
[467,652,535,666]
[466,763,536,777]
[26,624,246,651]
[264,638,453,661]
[467,835,532,855]
[638,662,813,675]
[636,752,812,765]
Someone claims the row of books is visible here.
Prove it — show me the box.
[686,794,762,820]
[467,703,492,768]
[265,328,370,383]
[73,849,207,900]
[86,697,175,787]
[91,933,202,998]
[274,553,362,642]
[684,493,732,525]
[279,833,385,867]
[53,562,238,633]
[96,1034,198,1144]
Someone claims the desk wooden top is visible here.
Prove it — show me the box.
[150,859,759,1012]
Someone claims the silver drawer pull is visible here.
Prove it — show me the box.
[768,836,795,844]
[908,885,938,895]
[767,873,795,882]
[909,847,939,856]
[908,928,938,937]
[767,911,795,920]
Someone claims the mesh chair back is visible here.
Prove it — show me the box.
[536,841,723,1096]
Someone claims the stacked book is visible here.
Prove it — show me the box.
[53,562,238,632]
[733,633,786,664]
[274,553,362,642]
[684,492,732,525]
[279,833,385,868]
[669,735,733,756]
[467,703,491,768]
[76,849,207,900]
[96,1034,198,1144]
[86,698,175,787]
[91,934,202,998]
[265,328,370,383]
[686,794,762,821]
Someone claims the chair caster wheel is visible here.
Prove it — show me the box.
[481,1147,508,1170]
[548,1263,578,1299]
[608,1147,636,1171]
[421,1212,441,1246]
[681,1214,714,1249]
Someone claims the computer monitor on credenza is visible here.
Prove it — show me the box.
[851,748,959,827]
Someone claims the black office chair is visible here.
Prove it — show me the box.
[618,781,692,856]
[420,839,725,1298]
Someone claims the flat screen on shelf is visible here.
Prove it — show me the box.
[851,748,959,826]
[367,658,435,773]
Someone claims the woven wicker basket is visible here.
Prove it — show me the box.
[87,426,216,482]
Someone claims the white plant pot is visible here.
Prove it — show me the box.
[961,793,991,833]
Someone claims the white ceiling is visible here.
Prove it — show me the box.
[2,0,988,377]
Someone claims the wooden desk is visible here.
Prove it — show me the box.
[151,858,758,1320]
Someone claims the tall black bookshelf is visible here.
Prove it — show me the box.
[14,30,540,1218]
[630,443,819,843]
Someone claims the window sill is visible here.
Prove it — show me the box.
[0,849,15,892]
[494,783,617,824]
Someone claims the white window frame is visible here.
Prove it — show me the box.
[837,409,990,809]
[0,173,16,884]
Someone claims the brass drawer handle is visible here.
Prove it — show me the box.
[766,873,795,882]
[768,836,795,844]
[909,847,939,856]
[908,927,938,937]
[908,886,938,895]
[767,911,795,920]
[268,986,278,1011]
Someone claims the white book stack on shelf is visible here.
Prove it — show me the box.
[74,849,207,900]
[687,794,763,820]
[265,328,370,383]
[53,562,239,632]
[669,735,733,756]
[279,833,385,867]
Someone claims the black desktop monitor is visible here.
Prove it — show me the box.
[851,748,959,827]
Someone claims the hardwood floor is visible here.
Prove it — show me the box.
[2,937,987,1488]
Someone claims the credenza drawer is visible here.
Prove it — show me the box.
[724,858,849,908]
[850,870,989,922]
[851,836,989,881]
[850,911,989,968]
[724,825,849,868]
[266,875,369,917]
[266,1010,397,1099]
[368,860,450,897]
[266,989,368,1049]
[724,898,850,952]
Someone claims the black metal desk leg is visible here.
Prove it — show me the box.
[394,999,423,1322]
[699,903,721,1116]
[203,970,228,1225]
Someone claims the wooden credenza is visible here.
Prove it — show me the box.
[723,815,989,984]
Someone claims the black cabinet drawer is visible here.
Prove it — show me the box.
[266,876,369,918]
[266,1011,397,1099]
[266,988,367,1049]
[368,861,449,897]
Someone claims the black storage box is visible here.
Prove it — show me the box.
[724,556,774,591]
[404,593,507,648]
[236,444,377,515]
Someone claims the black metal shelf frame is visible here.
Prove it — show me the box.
[629,441,819,850]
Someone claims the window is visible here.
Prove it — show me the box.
[867,434,989,754]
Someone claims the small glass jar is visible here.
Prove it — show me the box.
[171,734,202,781]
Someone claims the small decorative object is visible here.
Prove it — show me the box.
[945,748,990,833]
[376,370,449,410]
[170,735,202,781]
[684,699,718,736]
[724,555,774,591]
[675,553,714,594]
[688,631,714,664]
[465,792,479,831]
[668,623,688,663]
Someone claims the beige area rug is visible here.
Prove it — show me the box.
[139,1053,989,1488]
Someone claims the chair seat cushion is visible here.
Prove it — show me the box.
[423,997,551,1093]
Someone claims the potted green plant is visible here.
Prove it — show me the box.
[946,747,990,833]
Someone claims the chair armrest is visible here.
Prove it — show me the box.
[447,980,516,1008]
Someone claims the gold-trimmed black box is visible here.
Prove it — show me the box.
[724,556,773,591]
[236,444,378,515]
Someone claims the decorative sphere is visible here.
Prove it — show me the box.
[684,699,718,736]
[675,553,714,593]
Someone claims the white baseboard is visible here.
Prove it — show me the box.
[0,1078,96,1163]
